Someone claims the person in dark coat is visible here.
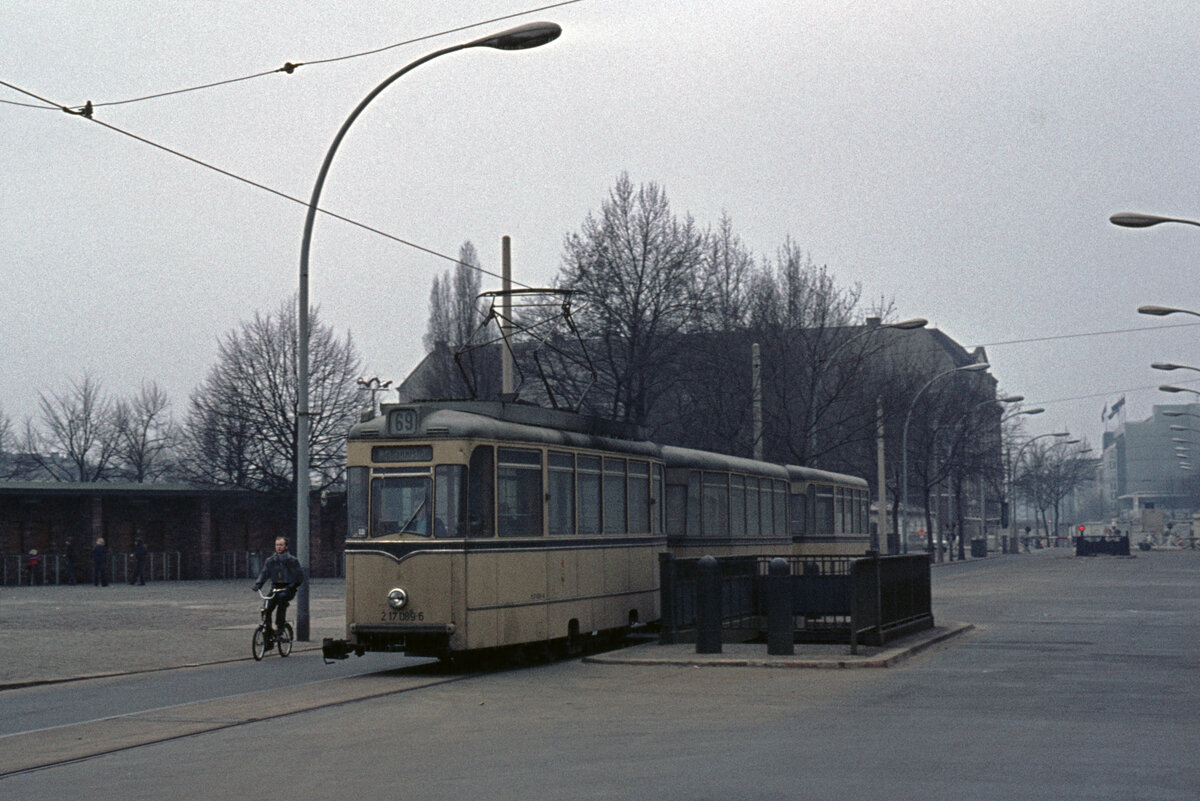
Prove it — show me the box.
[130,538,148,585]
[253,537,305,637]
[92,537,109,587]
[62,537,78,585]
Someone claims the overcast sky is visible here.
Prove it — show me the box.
[5,0,1200,452]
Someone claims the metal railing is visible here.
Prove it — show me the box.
[658,552,933,652]
[2,551,181,586]
[1075,535,1130,557]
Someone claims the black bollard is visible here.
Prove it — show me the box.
[766,557,794,656]
[696,555,722,654]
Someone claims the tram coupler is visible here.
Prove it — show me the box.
[322,637,364,664]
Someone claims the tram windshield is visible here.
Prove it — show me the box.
[371,475,432,536]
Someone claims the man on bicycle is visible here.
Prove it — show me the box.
[253,537,305,640]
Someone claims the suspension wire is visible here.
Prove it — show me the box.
[1,1,580,113]
[0,74,539,288]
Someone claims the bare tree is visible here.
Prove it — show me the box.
[23,374,118,481]
[748,240,865,466]
[182,298,361,494]
[113,382,177,482]
[1018,439,1094,541]
[557,173,705,424]
[421,241,488,398]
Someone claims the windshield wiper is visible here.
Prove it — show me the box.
[399,498,428,535]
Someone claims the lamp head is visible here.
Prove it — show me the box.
[1139,305,1180,316]
[891,318,928,330]
[1111,213,1167,228]
[471,22,562,50]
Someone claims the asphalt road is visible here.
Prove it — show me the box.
[2,548,1197,800]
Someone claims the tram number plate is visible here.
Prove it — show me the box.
[380,609,424,623]
[389,407,419,436]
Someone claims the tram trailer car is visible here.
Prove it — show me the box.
[323,400,871,662]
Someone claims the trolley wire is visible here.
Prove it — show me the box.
[0,75,539,289]
[0,1,580,113]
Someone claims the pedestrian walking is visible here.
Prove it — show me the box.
[130,538,148,585]
[92,537,109,587]
[26,549,43,585]
[62,537,78,584]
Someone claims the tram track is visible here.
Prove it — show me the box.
[0,665,477,779]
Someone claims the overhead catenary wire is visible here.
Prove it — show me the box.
[0,75,539,290]
[0,0,581,113]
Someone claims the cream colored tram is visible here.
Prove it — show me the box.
[786,465,872,555]
[334,401,665,659]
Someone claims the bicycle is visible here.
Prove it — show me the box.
[252,586,294,661]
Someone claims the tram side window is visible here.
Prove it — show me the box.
[468,446,494,538]
[760,479,774,536]
[578,455,602,536]
[498,447,543,537]
[790,488,808,538]
[434,465,466,538]
[653,464,664,535]
[774,480,788,536]
[628,460,650,534]
[814,485,835,535]
[702,472,729,538]
[807,485,817,534]
[548,451,575,536]
[746,476,760,537]
[730,474,746,538]
[347,466,368,539]
[686,471,701,538]
[666,483,686,537]
[835,487,845,534]
[604,458,627,534]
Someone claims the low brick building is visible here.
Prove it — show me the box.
[0,482,345,585]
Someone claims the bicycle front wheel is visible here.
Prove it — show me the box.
[277,623,294,657]
[252,626,267,661]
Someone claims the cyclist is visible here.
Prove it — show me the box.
[252,537,305,641]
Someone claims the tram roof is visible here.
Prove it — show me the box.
[352,400,660,458]
[785,464,870,489]
[659,445,790,479]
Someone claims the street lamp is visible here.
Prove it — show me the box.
[1139,305,1200,318]
[899,361,990,553]
[1111,212,1200,229]
[1153,362,1200,372]
[1160,385,1200,397]
[293,21,561,641]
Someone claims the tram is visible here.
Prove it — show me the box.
[323,399,870,662]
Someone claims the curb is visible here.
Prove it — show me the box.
[582,622,975,669]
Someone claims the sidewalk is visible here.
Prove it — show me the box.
[0,576,976,688]
[0,579,348,689]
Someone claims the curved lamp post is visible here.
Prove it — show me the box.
[1111,212,1200,229]
[1140,305,1200,319]
[899,361,990,553]
[293,21,561,640]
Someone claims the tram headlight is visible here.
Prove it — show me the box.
[387,588,408,610]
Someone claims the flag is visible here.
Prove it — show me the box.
[1101,403,1108,422]
[1110,396,1125,420]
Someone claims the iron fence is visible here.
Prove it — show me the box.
[659,551,933,651]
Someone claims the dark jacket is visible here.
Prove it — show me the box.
[254,552,305,590]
